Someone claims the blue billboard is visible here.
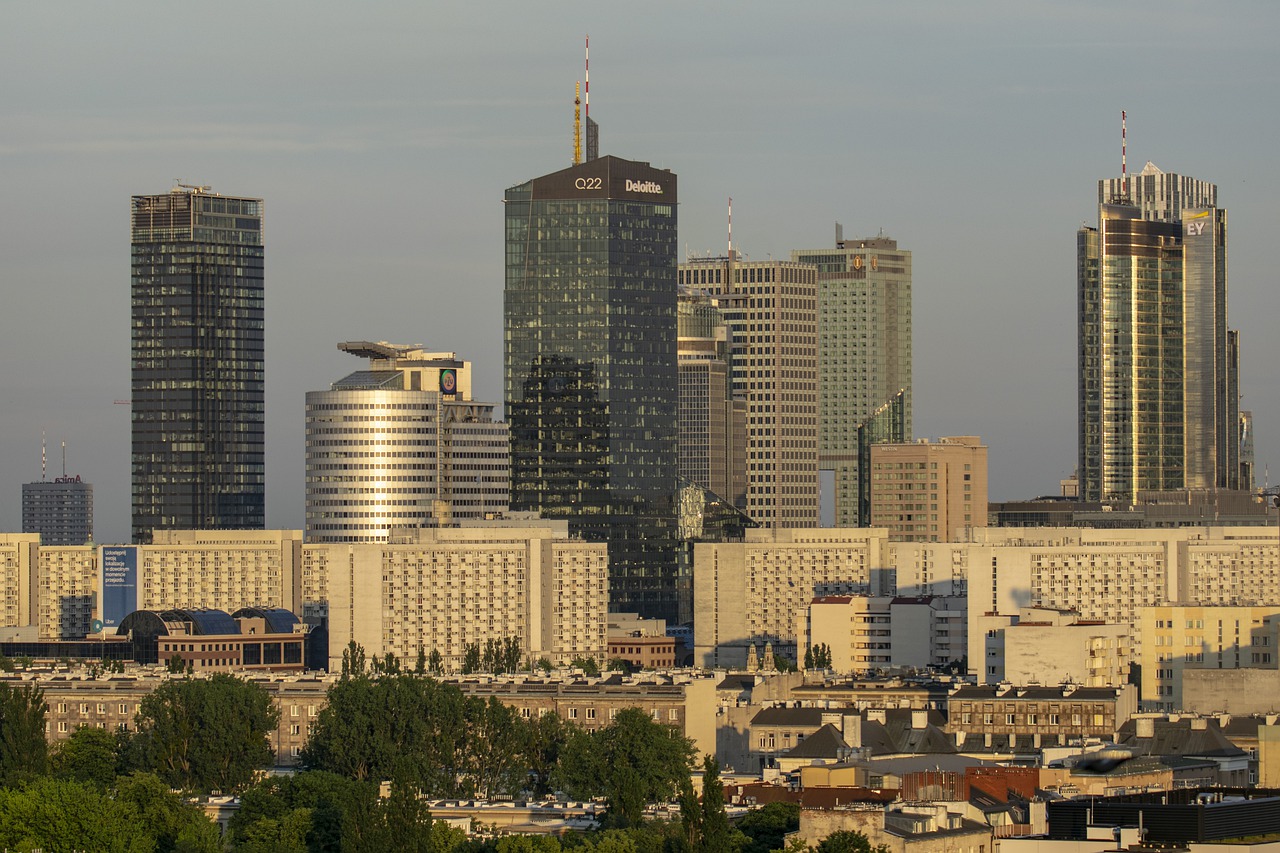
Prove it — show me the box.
[101,546,138,629]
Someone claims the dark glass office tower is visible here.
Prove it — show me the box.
[131,187,265,543]
[504,156,679,620]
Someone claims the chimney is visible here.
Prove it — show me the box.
[1190,717,1208,731]
[867,708,887,724]
[1218,713,1231,728]
[955,731,966,747]
[843,713,863,748]
[1136,717,1155,739]
[911,709,929,730]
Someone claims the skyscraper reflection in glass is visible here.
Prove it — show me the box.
[504,156,679,621]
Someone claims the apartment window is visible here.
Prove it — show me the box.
[1005,714,1016,725]
[291,705,299,717]
[290,724,300,736]
[568,708,578,719]
[587,708,597,720]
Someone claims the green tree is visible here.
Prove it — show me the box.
[536,657,553,675]
[428,648,444,675]
[303,673,539,799]
[462,642,482,674]
[113,772,222,853]
[813,830,888,853]
[0,777,152,853]
[557,707,695,828]
[524,710,573,798]
[416,646,428,674]
[0,681,48,786]
[131,672,279,793]
[571,656,601,677]
[342,641,368,678]
[698,756,741,853]
[52,724,120,788]
[737,802,799,853]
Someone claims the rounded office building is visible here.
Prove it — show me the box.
[305,381,441,543]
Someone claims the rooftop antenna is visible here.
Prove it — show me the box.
[1121,110,1127,199]
[61,441,66,478]
[41,430,46,482]
[573,81,582,166]
[728,197,733,258]
[584,36,599,161]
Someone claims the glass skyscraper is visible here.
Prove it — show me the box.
[131,187,265,543]
[504,155,679,621]
[1078,162,1239,505]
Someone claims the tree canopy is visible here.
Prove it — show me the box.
[0,681,48,786]
[127,673,279,793]
[557,707,696,828]
[302,673,565,799]
[230,771,466,853]
[0,774,219,853]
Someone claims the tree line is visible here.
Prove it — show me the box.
[0,660,893,853]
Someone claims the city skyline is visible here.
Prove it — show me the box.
[3,4,1279,544]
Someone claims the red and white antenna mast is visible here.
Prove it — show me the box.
[584,35,589,121]
[1121,109,1127,198]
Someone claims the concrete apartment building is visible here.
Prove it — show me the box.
[869,437,988,542]
[694,526,1280,681]
[800,595,966,674]
[693,528,890,668]
[310,524,608,671]
[678,255,820,529]
[3,525,609,672]
[974,607,1132,687]
[1138,604,1280,711]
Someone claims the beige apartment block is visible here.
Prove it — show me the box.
[692,528,889,668]
[138,530,304,615]
[0,534,38,632]
[870,437,987,542]
[1138,604,1280,711]
[976,607,1132,687]
[317,524,608,671]
[963,526,1280,676]
[36,546,98,639]
[800,595,966,674]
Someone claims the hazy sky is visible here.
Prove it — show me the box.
[3,2,1278,544]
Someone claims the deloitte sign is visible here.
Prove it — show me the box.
[624,179,663,194]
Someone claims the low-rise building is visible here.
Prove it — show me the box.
[947,684,1137,750]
